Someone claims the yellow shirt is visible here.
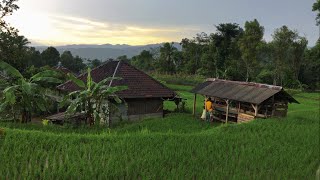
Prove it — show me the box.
[205,101,213,112]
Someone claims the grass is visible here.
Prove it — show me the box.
[0,86,319,179]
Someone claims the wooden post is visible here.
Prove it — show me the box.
[193,94,197,117]
[271,95,275,116]
[225,99,229,124]
[251,104,259,117]
[254,104,258,117]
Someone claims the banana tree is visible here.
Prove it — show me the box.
[0,61,63,122]
[60,68,127,127]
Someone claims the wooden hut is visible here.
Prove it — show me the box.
[53,60,177,122]
[191,78,298,123]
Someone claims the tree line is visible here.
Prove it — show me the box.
[131,21,319,90]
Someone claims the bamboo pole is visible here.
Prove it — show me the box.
[193,94,197,117]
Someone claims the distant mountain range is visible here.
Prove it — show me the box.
[34,42,182,60]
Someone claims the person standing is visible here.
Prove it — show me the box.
[205,97,213,122]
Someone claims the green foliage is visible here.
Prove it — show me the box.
[60,51,86,73]
[131,50,155,71]
[41,47,60,67]
[42,119,50,126]
[87,59,102,68]
[0,128,4,137]
[157,42,179,74]
[61,68,128,126]
[271,26,308,86]
[0,0,19,31]
[238,19,264,81]
[152,73,204,86]
[313,0,320,25]
[0,61,62,122]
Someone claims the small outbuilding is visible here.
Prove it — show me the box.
[55,60,177,122]
[191,78,298,123]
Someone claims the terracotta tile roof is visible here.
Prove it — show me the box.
[57,60,176,98]
[191,78,298,104]
[53,65,73,74]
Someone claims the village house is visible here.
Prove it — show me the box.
[48,60,177,123]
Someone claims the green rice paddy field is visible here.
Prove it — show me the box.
[0,85,319,179]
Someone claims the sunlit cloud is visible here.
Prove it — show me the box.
[6,9,200,46]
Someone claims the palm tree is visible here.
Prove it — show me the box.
[159,42,178,74]
[60,68,127,127]
[0,61,62,122]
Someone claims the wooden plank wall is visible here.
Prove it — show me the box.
[237,113,255,123]
[127,98,163,116]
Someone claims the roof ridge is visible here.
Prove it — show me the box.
[206,78,283,90]
[109,60,121,87]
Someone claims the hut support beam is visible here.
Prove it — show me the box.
[193,94,197,117]
[271,95,275,116]
[251,104,259,117]
[225,99,230,123]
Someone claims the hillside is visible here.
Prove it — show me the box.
[34,43,182,60]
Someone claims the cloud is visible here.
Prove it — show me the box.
[7,10,200,46]
[49,15,200,44]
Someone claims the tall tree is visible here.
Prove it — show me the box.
[181,33,209,75]
[238,19,264,82]
[210,23,243,78]
[0,0,31,71]
[0,0,19,33]
[60,51,86,73]
[313,0,320,25]
[60,51,73,69]
[271,26,307,86]
[300,41,320,90]
[73,55,86,73]
[291,37,308,81]
[25,47,42,67]
[157,42,178,74]
[41,47,60,67]
[0,31,29,71]
[131,50,155,71]
[88,59,102,68]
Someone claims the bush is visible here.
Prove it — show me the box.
[0,128,4,137]
[151,73,205,86]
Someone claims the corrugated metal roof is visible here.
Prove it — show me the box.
[191,79,298,104]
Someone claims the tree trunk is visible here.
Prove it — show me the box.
[21,109,30,123]
[87,100,94,126]
[106,101,111,128]
[246,67,249,82]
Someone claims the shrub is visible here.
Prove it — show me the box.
[151,73,205,86]
[0,128,4,137]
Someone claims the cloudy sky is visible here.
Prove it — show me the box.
[5,0,318,46]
